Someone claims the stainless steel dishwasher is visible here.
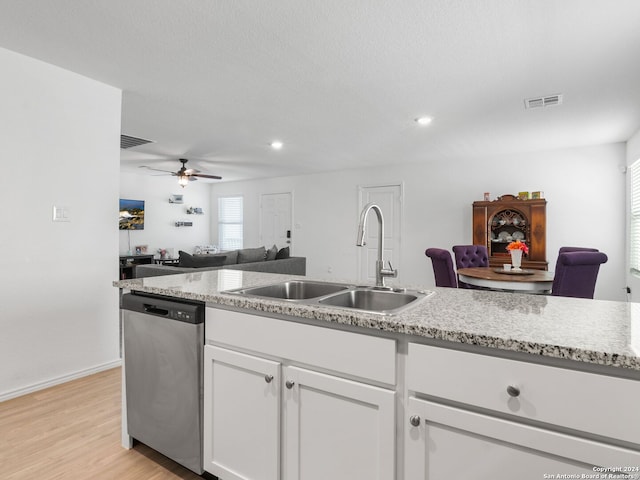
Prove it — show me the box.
[121,292,205,475]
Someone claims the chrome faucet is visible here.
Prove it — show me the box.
[356,203,398,288]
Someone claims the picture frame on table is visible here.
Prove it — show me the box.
[135,245,148,255]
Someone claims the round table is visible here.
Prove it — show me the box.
[457,267,554,293]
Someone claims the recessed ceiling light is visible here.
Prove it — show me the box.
[270,140,283,150]
[415,116,432,126]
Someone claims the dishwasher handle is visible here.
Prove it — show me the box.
[144,304,170,316]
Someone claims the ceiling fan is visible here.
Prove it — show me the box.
[139,158,222,187]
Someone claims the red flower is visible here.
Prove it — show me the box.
[506,240,529,255]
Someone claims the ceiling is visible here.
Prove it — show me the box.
[1,0,640,183]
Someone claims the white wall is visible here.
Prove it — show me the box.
[210,143,626,301]
[0,48,122,400]
[119,172,212,257]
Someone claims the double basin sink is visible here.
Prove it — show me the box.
[225,279,432,315]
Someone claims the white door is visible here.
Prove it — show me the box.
[283,365,395,480]
[358,185,402,283]
[404,397,637,479]
[203,345,281,480]
[261,192,292,250]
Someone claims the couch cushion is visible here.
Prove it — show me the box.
[219,250,238,265]
[266,244,278,261]
[179,250,227,268]
[202,251,237,265]
[276,246,290,259]
[237,246,266,264]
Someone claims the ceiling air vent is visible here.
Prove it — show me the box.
[524,94,563,109]
[120,134,154,149]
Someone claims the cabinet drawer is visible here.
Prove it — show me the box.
[206,308,396,385]
[407,343,640,444]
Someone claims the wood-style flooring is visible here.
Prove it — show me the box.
[0,367,208,480]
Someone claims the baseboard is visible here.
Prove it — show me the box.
[0,359,122,403]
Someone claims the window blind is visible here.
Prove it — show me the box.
[630,160,640,272]
[218,196,243,251]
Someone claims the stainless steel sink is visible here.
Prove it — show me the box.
[318,288,423,314]
[231,280,350,300]
[226,279,432,315]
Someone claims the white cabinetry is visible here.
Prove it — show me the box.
[203,345,280,480]
[204,308,397,480]
[283,365,395,480]
[405,343,640,479]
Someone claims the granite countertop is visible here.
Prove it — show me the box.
[114,270,640,371]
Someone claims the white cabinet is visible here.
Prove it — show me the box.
[204,308,397,480]
[203,345,280,480]
[405,343,640,479]
[283,365,395,480]
[405,397,637,479]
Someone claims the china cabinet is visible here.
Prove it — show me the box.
[472,194,547,270]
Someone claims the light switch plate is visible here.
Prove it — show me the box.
[53,205,70,222]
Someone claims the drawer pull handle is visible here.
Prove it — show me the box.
[409,415,421,427]
[264,374,274,383]
[507,385,520,397]
[285,380,295,389]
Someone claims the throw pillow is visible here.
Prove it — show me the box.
[178,250,227,268]
[276,246,290,259]
[237,246,267,264]
[266,244,278,261]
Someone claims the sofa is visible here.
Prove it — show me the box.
[134,245,306,278]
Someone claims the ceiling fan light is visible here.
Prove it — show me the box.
[178,174,189,187]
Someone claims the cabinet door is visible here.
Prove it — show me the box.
[203,345,281,480]
[405,397,640,480]
[283,366,395,480]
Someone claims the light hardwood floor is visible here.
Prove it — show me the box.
[0,367,209,480]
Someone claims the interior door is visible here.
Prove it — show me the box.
[261,192,293,250]
[358,185,402,283]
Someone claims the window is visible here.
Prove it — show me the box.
[630,160,640,272]
[218,196,243,251]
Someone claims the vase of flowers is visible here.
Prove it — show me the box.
[506,240,528,271]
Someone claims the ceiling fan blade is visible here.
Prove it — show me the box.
[192,173,222,180]
[139,166,175,174]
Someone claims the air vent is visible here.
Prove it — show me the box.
[524,94,563,109]
[120,134,154,149]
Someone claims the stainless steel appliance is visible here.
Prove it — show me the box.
[121,292,205,474]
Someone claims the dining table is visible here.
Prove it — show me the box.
[457,266,555,293]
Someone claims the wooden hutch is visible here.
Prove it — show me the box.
[472,194,548,270]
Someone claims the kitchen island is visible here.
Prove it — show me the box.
[115,270,640,480]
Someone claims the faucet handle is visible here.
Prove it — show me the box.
[381,261,398,278]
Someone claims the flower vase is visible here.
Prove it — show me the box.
[510,249,523,271]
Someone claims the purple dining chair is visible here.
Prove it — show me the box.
[452,245,489,289]
[551,251,608,299]
[425,248,458,288]
[558,246,600,254]
[452,245,489,268]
